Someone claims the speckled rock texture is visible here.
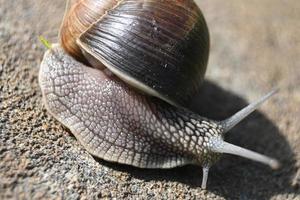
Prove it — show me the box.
[0,0,299,199]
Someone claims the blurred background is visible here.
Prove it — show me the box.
[1,0,299,199]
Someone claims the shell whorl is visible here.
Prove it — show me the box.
[60,0,121,61]
[60,0,210,107]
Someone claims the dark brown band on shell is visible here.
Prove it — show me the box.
[78,0,210,106]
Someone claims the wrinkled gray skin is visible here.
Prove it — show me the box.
[39,44,280,189]
[39,45,223,169]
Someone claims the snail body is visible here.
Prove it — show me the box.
[39,0,279,189]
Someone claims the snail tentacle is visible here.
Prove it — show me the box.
[201,165,210,189]
[208,136,280,169]
[219,89,279,133]
[206,90,281,169]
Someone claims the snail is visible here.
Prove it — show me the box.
[38,0,280,189]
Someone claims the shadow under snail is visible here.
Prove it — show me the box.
[39,0,280,189]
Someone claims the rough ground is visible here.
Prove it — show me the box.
[0,0,299,199]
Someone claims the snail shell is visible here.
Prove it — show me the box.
[60,0,210,107]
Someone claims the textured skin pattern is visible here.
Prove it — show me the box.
[39,45,222,168]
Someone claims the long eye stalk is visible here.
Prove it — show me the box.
[201,89,280,189]
[216,89,280,168]
[211,140,280,169]
[220,88,279,133]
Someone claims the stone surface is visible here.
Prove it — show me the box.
[0,0,299,199]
